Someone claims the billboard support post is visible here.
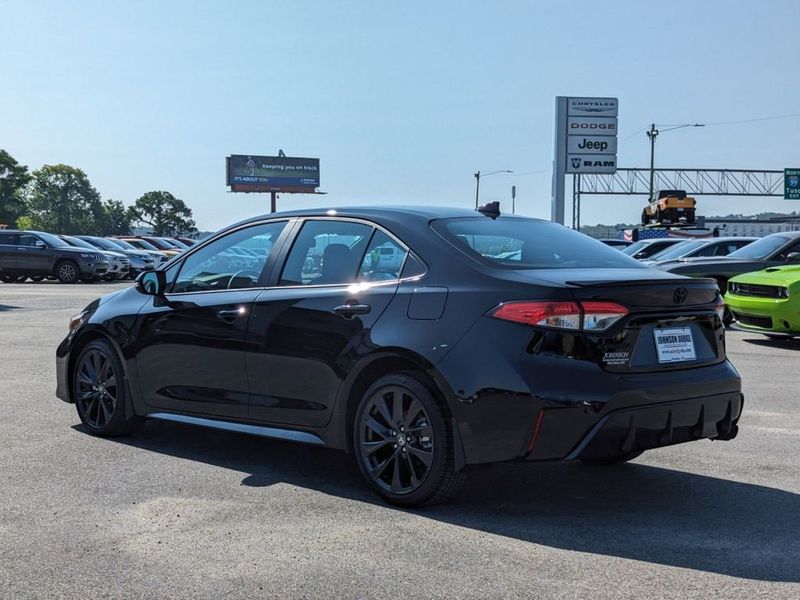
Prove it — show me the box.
[270,191,277,213]
[551,97,568,224]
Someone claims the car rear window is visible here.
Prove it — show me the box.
[432,217,645,269]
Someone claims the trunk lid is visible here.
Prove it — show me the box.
[513,269,724,373]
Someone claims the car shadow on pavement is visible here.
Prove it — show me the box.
[741,336,800,351]
[82,420,800,583]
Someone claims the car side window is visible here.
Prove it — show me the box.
[779,241,800,259]
[359,230,408,282]
[279,220,373,286]
[0,233,16,245]
[18,233,42,247]
[171,221,287,293]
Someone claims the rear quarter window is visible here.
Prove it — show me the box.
[432,217,645,270]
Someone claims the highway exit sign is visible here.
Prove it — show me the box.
[786,168,800,200]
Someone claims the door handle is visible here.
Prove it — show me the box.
[216,307,246,321]
[334,303,371,318]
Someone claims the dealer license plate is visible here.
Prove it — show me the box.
[654,327,696,363]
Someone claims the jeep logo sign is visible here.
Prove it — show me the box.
[567,135,618,155]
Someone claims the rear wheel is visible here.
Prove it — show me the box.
[353,373,465,506]
[0,274,14,283]
[56,260,79,284]
[581,451,644,465]
[73,339,141,436]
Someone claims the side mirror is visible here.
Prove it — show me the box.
[135,270,167,296]
[785,252,800,264]
[34,240,46,248]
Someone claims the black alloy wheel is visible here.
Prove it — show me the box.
[56,260,79,284]
[354,373,464,506]
[73,340,140,436]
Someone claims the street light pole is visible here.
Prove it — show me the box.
[474,169,513,208]
[646,123,704,203]
[646,123,658,203]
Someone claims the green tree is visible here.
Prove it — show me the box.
[99,199,134,235]
[0,150,32,227]
[131,191,196,236]
[26,164,104,234]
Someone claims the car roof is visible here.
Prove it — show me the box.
[233,205,540,225]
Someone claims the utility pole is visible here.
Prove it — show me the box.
[511,185,516,214]
[646,123,659,203]
[474,169,513,208]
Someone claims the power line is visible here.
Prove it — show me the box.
[703,112,800,127]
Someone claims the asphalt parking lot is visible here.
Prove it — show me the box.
[1,282,798,599]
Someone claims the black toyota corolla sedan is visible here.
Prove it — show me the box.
[56,205,743,506]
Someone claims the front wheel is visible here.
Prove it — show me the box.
[56,260,79,284]
[353,373,465,507]
[73,339,142,436]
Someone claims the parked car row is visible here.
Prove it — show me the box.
[0,230,197,283]
[607,231,800,337]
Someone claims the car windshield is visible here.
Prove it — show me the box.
[143,238,172,250]
[85,237,120,251]
[127,238,159,250]
[106,238,134,250]
[432,217,644,269]
[61,236,97,250]
[36,231,71,248]
[621,240,649,256]
[649,240,705,260]
[727,235,790,259]
[164,238,189,249]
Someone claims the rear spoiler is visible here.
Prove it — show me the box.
[565,277,719,288]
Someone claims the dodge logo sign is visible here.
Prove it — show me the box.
[673,287,688,304]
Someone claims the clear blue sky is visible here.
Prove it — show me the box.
[2,0,798,230]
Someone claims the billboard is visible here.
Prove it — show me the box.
[227,155,320,193]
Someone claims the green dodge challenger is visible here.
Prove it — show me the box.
[725,265,800,338]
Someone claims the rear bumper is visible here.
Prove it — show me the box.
[562,392,742,461]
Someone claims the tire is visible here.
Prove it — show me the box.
[73,339,142,436]
[0,274,14,283]
[13,275,28,283]
[353,373,465,507]
[55,260,79,284]
[581,451,644,465]
[30,275,45,282]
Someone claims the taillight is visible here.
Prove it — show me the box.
[491,300,628,332]
[714,294,725,320]
[491,301,581,330]
[581,301,629,331]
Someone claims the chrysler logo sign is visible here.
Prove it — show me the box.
[673,287,688,304]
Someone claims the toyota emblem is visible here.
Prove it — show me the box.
[673,287,688,304]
